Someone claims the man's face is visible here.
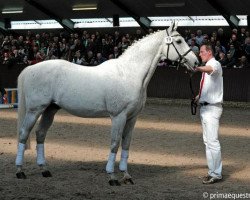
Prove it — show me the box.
[199,46,211,63]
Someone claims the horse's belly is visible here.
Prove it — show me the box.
[65,108,109,118]
[58,102,109,118]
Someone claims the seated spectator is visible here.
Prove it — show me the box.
[214,46,222,60]
[195,29,204,46]
[94,53,107,65]
[1,36,10,48]
[118,36,130,53]
[97,38,111,59]
[228,44,237,59]
[82,50,95,66]
[108,53,114,59]
[72,50,84,65]
[113,46,121,58]
[134,29,143,40]
[217,27,228,48]
[17,45,26,62]
[2,52,10,64]
[114,31,121,46]
[215,41,226,54]
[58,42,68,59]
[218,52,228,67]
[237,55,249,68]
[187,33,196,46]
[228,34,241,56]
[190,39,199,57]
[243,37,250,62]
[225,53,236,68]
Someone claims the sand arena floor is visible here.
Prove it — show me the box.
[0,99,250,200]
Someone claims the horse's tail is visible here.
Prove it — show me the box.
[17,71,30,149]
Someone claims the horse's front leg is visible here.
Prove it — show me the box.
[106,113,127,186]
[119,116,137,185]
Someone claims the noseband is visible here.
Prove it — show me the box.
[165,31,193,69]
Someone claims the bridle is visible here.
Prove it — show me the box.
[165,30,193,70]
[164,30,198,115]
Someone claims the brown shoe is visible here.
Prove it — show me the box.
[202,175,222,184]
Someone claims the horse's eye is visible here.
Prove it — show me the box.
[176,40,182,44]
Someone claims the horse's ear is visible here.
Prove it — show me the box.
[173,21,178,31]
[167,21,178,33]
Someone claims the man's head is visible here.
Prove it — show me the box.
[199,44,214,63]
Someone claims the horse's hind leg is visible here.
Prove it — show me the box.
[35,104,60,177]
[16,109,43,179]
[119,116,137,185]
[106,112,127,186]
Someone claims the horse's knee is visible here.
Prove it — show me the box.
[18,129,29,144]
[36,130,46,143]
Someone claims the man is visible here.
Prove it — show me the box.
[195,44,223,184]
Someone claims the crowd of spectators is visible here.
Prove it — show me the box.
[0,26,249,68]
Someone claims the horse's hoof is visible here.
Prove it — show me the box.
[123,178,134,185]
[109,179,121,186]
[16,172,27,179]
[42,170,52,177]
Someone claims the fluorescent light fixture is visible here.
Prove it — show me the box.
[72,4,97,11]
[155,2,185,8]
[2,9,23,14]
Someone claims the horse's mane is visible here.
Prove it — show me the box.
[118,30,164,59]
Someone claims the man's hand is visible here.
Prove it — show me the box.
[194,95,199,103]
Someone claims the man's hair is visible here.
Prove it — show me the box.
[201,43,214,55]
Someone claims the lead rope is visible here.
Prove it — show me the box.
[189,73,197,115]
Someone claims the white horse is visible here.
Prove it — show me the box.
[15,22,199,185]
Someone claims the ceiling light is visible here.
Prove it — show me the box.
[72,4,97,11]
[2,9,23,14]
[155,2,185,8]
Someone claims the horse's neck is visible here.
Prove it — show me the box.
[118,31,165,88]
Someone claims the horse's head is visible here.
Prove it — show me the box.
[161,22,199,72]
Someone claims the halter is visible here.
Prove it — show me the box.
[165,31,193,69]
